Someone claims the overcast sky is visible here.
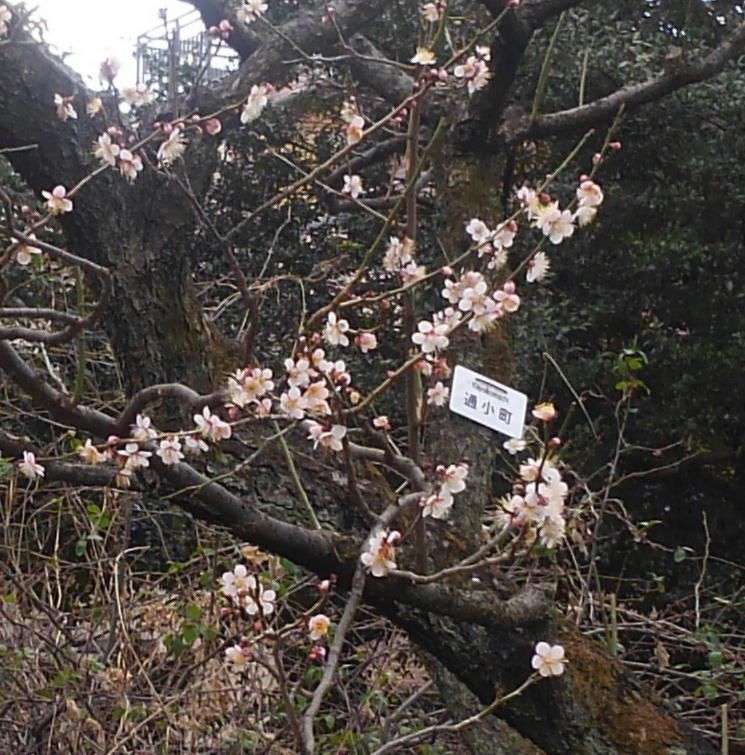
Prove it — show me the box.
[34,0,191,86]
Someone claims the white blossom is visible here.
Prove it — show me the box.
[531,642,566,677]
[19,451,45,480]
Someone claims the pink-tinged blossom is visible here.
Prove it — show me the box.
[440,462,468,494]
[420,1,444,23]
[467,297,501,333]
[115,467,134,489]
[532,402,557,422]
[502,437,526,455]
[342,174,364,199]
[94,133,120,167]
[361,529,400,577]
[227,366,275,408]
[531,642,566,677]
[157,128,187,165]
[400,261,426,285]
[237,0,268,24]
[427,381,449,407]
[54,94,77,121]
[536,204,575,245]
[131,413,158,441]
[42,186,73,215]
[225,644,251,668]
[539,514,566,548]
[526,251,550,283]
[516,186,541,219]
[0,5,12,37]
[194,406,232,442]
[411,47,436,65]
[577,179,604,208]
[117,149,143,183]
[284,358,312,388]
[308,423,346,452]
[458,279,489,313]
[221,563,254,602]
[304,381,331,415]
[346,114,365,145]
[15,235,41,266]
[412,320,449,354]
[356,332,378,354]
[494,281,520,313]
[465,218,492,245]
[372,415,390,431]
[240,84,269,123]
[421,486,454,520]
[156,437,184,466]
[323,312,350,347]
[280,387,307,420]
[383,236,414,271]
[454,56,491,95]
[79,439,107,464]
[494,220,517,249]
[184,435,209,455]
[119,442,152,470]
[574,204,597,227]
[308,613,331,641]
[19,451,45,480]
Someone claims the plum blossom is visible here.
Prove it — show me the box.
[221,564,254,602]
[244,579,276,617]
[204,118,222,135]
[237,0,268,24]
[526,251,550,283]
[494,281,520,313]
[356,332,378,354]
[532,402,557,422]
[372,416,391,431]
[412,320,449,354]
[94,133,120,167]
[440,463,468,494]
[79,439,107,464]
[15,235,41,266]
[131,413,158,441]
[307,423,347,452]
[517,186,542,219]
[577,179,604,208]
[157,128,187,165]
[427,381,449,407]
[411,47,436,66]
[361,529,400,577]
[19,451,45,480]
[536,203,575,245]
[346,114,365,145]
[240,84,269,124]
[284,357,312,389]
[539,514,566,548]
[421,1,445,23]
[184,435,209,455]
[421,486,453,519]
[531,642,566,677]
[308,613,331,641]
[383,236,414,271]
[117,149,143,183]
[323,312,350,347]
[454,50,491,95]
[156,437,184,466]
[466,218,492,245]
[400,261,426,285]
[574,204,598,227]
[54,94,77,121]
[228,366,275,408]
[342,174,364,199]
[502,437,526,455]
[42,186,73,215]
[0,4,12,36]
[119,442,152,470]
[280,387,307,419]
[193,406,232,442]
[304,381,331,414]
[467,296,501,333]
[225,644,251,668]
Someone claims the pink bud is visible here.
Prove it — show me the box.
[592,152,602,165]
[609,141,622,151]
[503,281,516,294]
[441,265,454,277]
[205,118,222,135]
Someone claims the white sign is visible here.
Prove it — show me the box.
[449,365,527,439]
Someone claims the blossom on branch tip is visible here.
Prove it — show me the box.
[411,47,436,66]
[532,402,557,422]
[361,529,400,577]
[531,642,566,677]
[54,94,77,122]
[237,0,268,24]
[157,128,187,165]
[412,320,449,354]
[503,437,526,455]
[323,312,350,347]
[536,203,575,245]
[342,174,364,199]
[19,451,44,480]
[42,186,73,215]
[194,406,232,442]
[308,613,331,641]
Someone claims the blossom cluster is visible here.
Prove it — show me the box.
[221,563,277,617]
[420,462,469,520]
[454,45,491,95]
